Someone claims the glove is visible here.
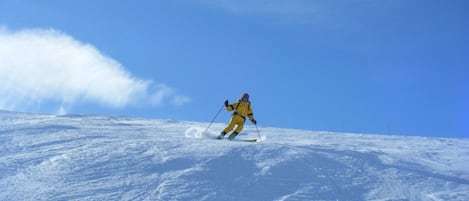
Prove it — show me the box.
[251,119,257,125]
[224,100,229,107]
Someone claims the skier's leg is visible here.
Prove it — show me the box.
[234,121,244,134]
[220,117,237,138]
[223,117,237,133]
[228,117,244,140]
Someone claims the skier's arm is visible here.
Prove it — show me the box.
[226,101,237,111]
[247,105,255,122]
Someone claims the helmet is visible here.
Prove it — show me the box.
[241,93,249,102]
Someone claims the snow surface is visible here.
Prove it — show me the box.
[0,110,468,201]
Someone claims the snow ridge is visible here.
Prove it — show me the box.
[0,111,468,200]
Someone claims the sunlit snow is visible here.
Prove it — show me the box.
[1,110,468,200]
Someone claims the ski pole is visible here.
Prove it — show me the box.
[204,104,225,134]
[255,124,262,142]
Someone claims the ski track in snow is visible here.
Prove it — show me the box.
[0,110,468,201]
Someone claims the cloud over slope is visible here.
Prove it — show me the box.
[0,27,190,113]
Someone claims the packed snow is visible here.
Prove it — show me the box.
[0,110,468,200]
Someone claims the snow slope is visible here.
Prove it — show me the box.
[0,110,468,201]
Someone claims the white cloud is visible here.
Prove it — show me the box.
[149,84,192,107]
[0,27,190,113]
[172,95,192,106]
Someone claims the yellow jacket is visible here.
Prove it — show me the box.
[226,101,254,121]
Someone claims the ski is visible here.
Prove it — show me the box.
[215,133,257,142]
[225,138,257,142]
[238,139,257,142]
[216,137,257,142]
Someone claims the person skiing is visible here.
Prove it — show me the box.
[217,93,257,140]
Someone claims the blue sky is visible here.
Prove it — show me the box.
[0,0,468,138]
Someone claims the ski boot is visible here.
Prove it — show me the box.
[217,131,226,139]
[227,132,239,141]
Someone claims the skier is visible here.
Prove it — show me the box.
[217,93,257,140]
